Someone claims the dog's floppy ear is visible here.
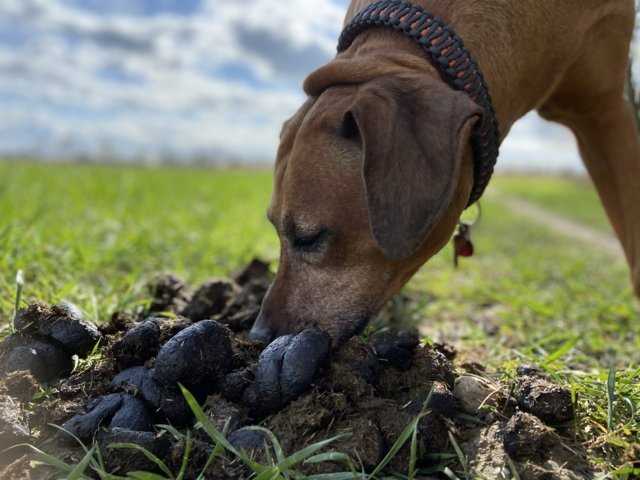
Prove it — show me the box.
[348,74,482,260]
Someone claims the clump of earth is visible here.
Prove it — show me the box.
[0,259,593,479]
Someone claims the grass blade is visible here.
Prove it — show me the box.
[277,434,350,471]
[12,269,24,332]
[109,443,174,479]
[607,366,616,432]
[448,431,469,480]
[48,423,92,454]
[128,473,171,480]
[305,474,364,480]
[506,454,522,480]
[179,385,265,474]
[14,443,73,473]
[196,419,230,480]
[443,467,461,480]
[68,446,97,480]
[408,419,419,480]
[369,416,420,478]
[176,431,192,480]
[254,466,281,480]
[543,337,577,366]
[303,452,352,466]
[244,426,286,464]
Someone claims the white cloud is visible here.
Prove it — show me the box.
[0,0,587,171]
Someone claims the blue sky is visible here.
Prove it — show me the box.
[0,0,589,169]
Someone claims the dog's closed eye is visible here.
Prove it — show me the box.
[292,228,329,253]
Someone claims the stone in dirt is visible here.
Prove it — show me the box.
[153,320,233,391]
[180,279,238,322]
[515,375,574,424]
[453,374,503,415]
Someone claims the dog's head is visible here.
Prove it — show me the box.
[250,59,482,345]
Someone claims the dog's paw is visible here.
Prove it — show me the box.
[243,328,330,415]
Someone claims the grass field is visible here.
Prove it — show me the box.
[1,162,638,477]
[493,174,614,233]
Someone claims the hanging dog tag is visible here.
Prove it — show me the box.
[453,222,474,268]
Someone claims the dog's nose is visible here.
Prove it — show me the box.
[249,315,275,344]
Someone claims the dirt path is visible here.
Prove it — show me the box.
[499,194,624,259]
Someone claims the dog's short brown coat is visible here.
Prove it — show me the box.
[251,0,640,344]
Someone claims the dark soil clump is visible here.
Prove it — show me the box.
[0,258,592,479]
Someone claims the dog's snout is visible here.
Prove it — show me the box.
[249,313,275,344]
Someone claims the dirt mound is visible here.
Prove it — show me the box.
[0,259,593,479]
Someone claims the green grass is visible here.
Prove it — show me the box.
[2,162,639,478]
[493,174,613,233]
[0,162,277,323]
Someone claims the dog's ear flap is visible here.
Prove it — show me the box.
[349,75,481,260]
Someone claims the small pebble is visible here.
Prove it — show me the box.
[453,375,501,414]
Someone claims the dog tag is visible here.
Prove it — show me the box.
[453,222,474,268]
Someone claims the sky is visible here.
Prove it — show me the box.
[0,0,604,170]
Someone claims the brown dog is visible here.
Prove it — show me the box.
[250,0,640,345]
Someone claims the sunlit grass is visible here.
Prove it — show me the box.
[492,174,612,233]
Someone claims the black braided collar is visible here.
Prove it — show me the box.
[337,0,500,206]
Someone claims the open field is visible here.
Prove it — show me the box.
[0,162,638,478]
[493,175,613,234]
